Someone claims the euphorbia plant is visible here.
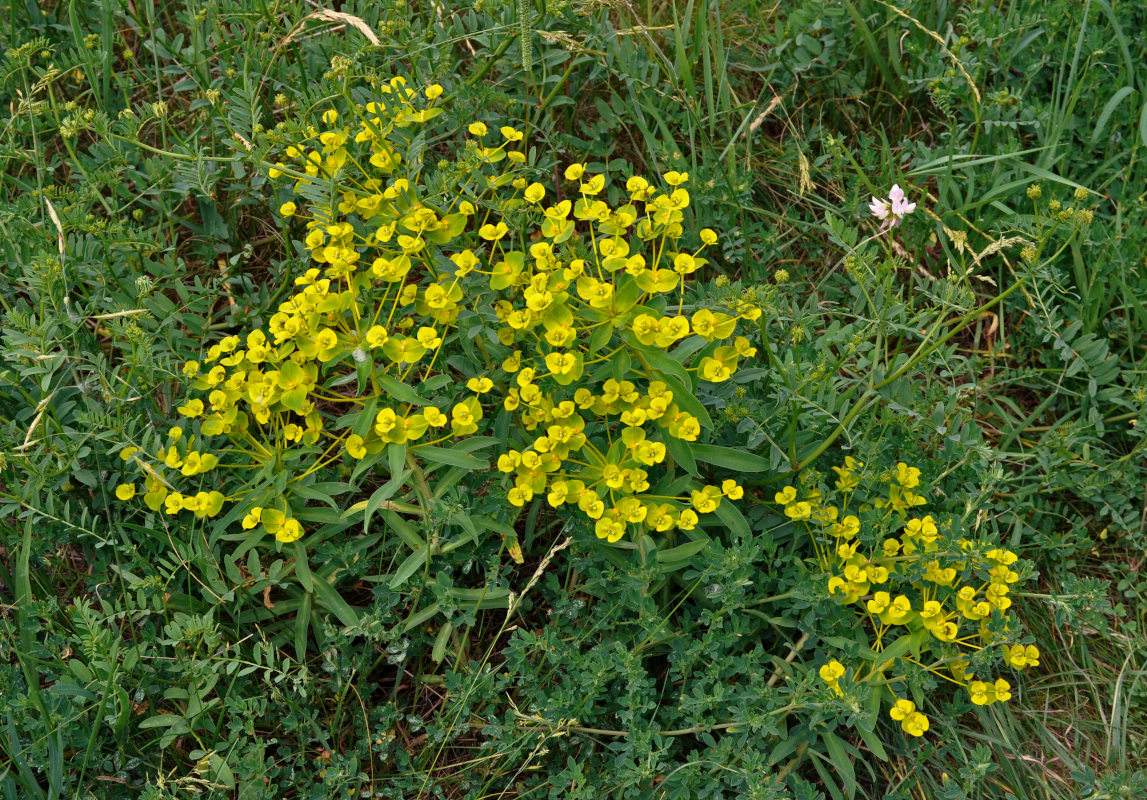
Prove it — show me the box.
[115,77,762,552]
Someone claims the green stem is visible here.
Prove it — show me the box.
[405,451,433,508]
[779,250,1057,477]
[465,30,520,88]
[747,590,795,608]
[553,704,796,738]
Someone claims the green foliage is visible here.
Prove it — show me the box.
[1,0,1144,799]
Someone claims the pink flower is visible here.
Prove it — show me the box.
[869,184,916,230]
[889,184,916,217]
[868,196,891,220]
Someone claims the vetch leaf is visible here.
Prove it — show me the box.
[139,714,188,731]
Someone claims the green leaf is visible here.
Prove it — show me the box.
[209,755,236,790]
[1088,86,1136,147]
[401,603,441,633]
[665,436,699,476]
[455,512,480,545]
[855,722,888,762]
[629,337,691,386]
[357,470,411,533]
[223,554,243,585]
[388,443,406,476]
[821,732,857,800]
[446,435,500,453]
[422,374,452,393]
[414,445,489,469]
[661,374,713,429]
[383,509,426,550]
[291,483,337,509]
[296,506,349,524]
[431,620,453,663]
[692,443,769,472]
[351,399,378,438]
[840,0,897,88]
[311,578,360,628]
[294,590,312,661]
[376,372,429,405]
[471,515,515,536]
[113,684,131,737]
[655,537,711,565]
[291,542,313,593]
[586,321,613,355]
[48,682,95,701]
[879,633,915,664]
[390,545,429,588]
[670,334,709,362]
[869,630,929,671]
[810,749,845,800]
[638,533,658,562]
[430,466,471,497]
[713,496,750,539]
[1013,161,1091,193]
[864,681,883,720]
[446,585,511,610]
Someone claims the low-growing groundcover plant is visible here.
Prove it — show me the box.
[2,1,1145,799]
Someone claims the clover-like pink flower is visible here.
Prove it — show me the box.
[868,196,891,221]
[869,183,916,230]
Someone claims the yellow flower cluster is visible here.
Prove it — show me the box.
[464,134,760,541]
[114,441,226,521]
[968,677,1012,706]
[477,154,759,540]
[818,659,846,696]
[115,78,757,546]
[888,697,929,736]
[785,459,1038,734]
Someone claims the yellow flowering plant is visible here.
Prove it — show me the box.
[781,459,1039,737]
[114,77,760,564]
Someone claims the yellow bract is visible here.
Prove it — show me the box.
[783,461,1036,738]
[889,698,929,737]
